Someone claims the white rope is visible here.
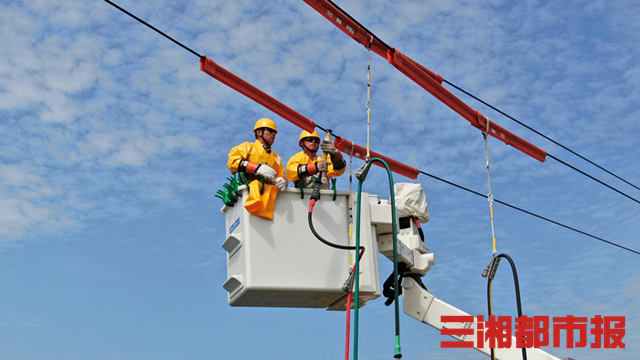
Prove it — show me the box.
[483,117,497,256]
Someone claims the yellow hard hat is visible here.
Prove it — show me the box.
[254,118,277,133]
[299,130,320,142]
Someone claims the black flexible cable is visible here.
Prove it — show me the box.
[444,79,640,192]
[308,205,363,252]
[487,277,495,360]
[104,0,203,59]
[418,170,640,256]
[487,254,527,360]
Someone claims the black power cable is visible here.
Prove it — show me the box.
[308,198,364,252]
[444,79,640,192]
[104,0,202,59]
[483,254,527,360]
[547,154,640,205]
[418,170,640,256]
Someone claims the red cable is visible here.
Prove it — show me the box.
[343,247,366,360]
[345,291,352,360]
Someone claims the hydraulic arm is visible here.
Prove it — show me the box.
[402,277,561,360]
[382,209,561,360]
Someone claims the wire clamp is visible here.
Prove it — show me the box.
[342,267,355,293]
[355,160,372,181]
[487,193,494,205]
[481,257,501,280]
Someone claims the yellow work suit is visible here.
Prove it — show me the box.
[286,151,346,189]
[227,140,285,220]
[227,140,285,183]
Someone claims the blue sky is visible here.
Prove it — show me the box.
[1,0,639,359]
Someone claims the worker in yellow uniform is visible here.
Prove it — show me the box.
[227,118,287,190]
[286,130,346,189]
[227,118,287,219]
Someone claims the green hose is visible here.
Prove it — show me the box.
[354,179,363,360]
[353,158,402,360]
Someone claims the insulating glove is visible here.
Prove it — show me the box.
[275,177,287,191]
[320,141,339,155]
[315,160,329,173]
[256,164,277,181]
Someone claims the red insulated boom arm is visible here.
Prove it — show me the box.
[334,137,420,179]
[200,56,317,133]
[200,56,416,178]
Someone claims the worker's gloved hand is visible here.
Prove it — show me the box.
[256,164,276,181]
[315,160,329,173]
[275,177,287,191]
[321,141,339,155]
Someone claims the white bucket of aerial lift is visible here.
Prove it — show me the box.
[221,186,383,310]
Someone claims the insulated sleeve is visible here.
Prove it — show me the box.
[331,152,346,170]
[305,162,318,175]
[239,160,261,174]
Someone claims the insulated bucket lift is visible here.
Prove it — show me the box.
[220,184,561,359]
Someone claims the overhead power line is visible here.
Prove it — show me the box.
[104,0,202,59]
[548,154,640,205]
[444,80,640,192]
[320,0,640,204]
[106,0,640,204]
[418,170,640,256]
[104,0,640,257]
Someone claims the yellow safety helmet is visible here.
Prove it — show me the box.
[299,130,320,142]
[254,118,278,134]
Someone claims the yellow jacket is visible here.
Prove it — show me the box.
[286,151,346,186]
[227,140,285,180]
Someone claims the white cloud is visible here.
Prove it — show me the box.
[0,164,75,240]
[102,133,202,166]
[0,165,42,187]
[105,137,161,166]
[0,16,105,123]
